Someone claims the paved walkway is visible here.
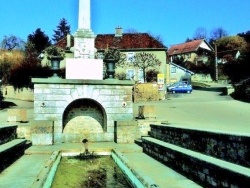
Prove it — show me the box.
[0,142,201,188]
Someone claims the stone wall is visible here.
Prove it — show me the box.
[0,125,17,144]
[150,124,250,168]
[142,137,250,188]
[114,120,163,144]
[114,121,139,143]
[32,78,134,143]
[30,120,54,145]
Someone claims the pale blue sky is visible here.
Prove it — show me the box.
[0,0,249,47]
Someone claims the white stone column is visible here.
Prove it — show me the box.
[78,0,90,30]
[73,0,96,59]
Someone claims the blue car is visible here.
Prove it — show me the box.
[167,82,193,93]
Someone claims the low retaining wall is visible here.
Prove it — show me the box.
[0,125,17,144]
[142,137,250,188]
[150,124,250,168]
[114,120,163,144]
[30,121,54,145]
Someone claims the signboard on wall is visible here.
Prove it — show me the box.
[157,74,164,84]
[157,74,164,91]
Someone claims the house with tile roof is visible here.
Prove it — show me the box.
[168,39,214,82]
[43,27,168,83]
[95,27,168,82]
[168,39,214,65]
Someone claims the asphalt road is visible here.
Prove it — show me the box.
[1,90,250,135]
[135,90,250,135]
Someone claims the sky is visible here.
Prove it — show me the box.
[0,0,249,48]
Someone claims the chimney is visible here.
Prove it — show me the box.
[67,34,71,48]
[115,26,123,37]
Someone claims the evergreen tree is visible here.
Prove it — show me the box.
[52,18,71,43]
[27,28,51,54]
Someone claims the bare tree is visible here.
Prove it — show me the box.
[132,52,161,82]
[210,27,228,41]
[193,27,207,40]
[124,28,139,33]
[1,35,25,50]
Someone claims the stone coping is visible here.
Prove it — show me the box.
[112,149,159,188]
[0,125,18,130]
[157,123,250,137]
[32,78,135,86]
[143,137,250,177]
[30,151,60,188]
[0,139,26,153]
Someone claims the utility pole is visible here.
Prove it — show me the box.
[215,43,218,81]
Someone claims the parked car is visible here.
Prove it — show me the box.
[167,82,193,93]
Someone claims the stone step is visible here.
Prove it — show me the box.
[142,137,250,187]
[134,138,142,146]
[0,139,26,153]
[0,125,18,145]
[149,124,250,168]
[0,139,27,172]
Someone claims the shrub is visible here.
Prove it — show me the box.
[146,69,159,82]
[115,72,127,80]
[9,63,51,89]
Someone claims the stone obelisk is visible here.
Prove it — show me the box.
[74,0,96,59]
[78,0,90,30]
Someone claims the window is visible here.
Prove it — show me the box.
[127,52,135,63]
[137,69,144,83]
[126,69,134,80]
[171,67,176,73]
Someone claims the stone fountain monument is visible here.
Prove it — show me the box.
[66,0,103,80]
[31,0,135,144]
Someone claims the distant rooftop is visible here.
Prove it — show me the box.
[168,39,213,56]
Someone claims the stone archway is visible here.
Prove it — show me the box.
[62,98,107,142]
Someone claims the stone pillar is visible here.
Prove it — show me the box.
[78,0,91,30]
[74,0,96,59]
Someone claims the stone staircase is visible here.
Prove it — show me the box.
[141,124,250,187]
[0,125,27,172]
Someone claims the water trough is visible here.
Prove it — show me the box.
[30,149,158,188]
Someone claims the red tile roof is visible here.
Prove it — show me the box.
[55,33,166,50]
[55,36,74,49]
[95,33,166,50]
[168,39,204,56]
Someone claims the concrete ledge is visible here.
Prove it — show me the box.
[142,137,250,187]
[32,78,135,86]
[0,139,26,153]
[150,124,250,168]
[0,139,27,172]
[111,149,159,188]
[30,151,61,188]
